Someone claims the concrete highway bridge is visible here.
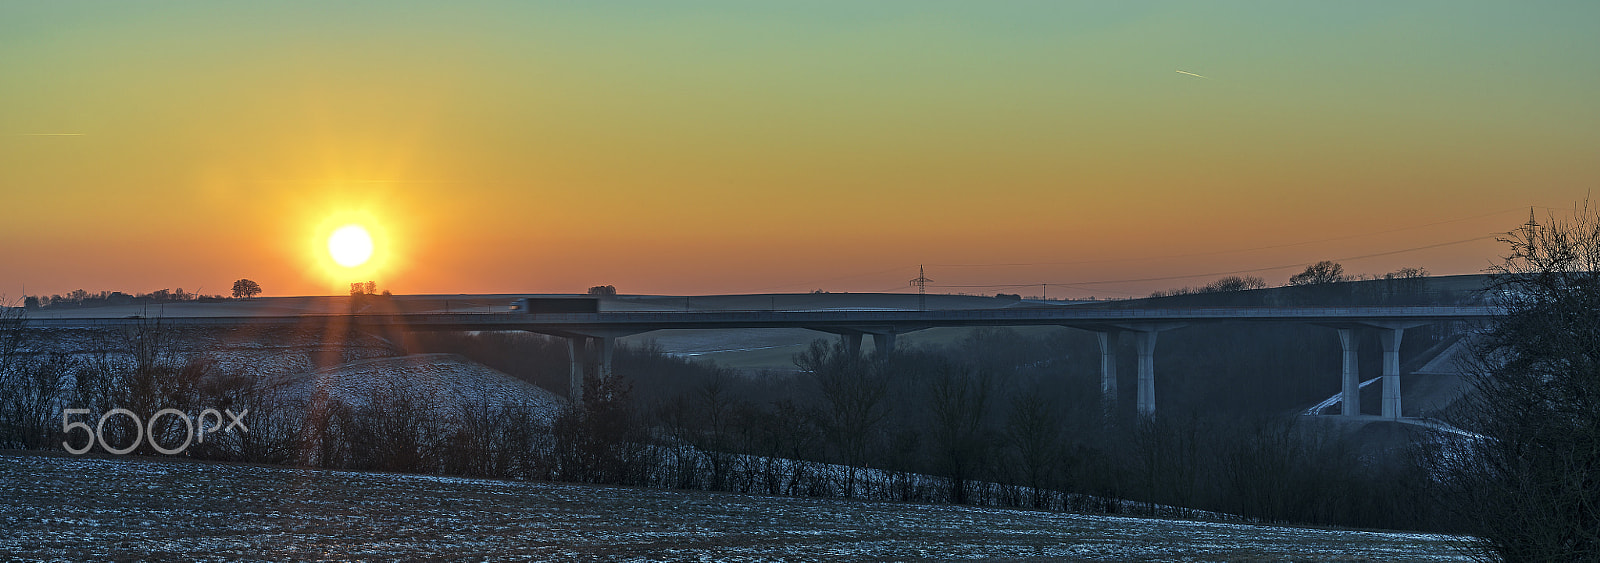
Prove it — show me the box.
[26,305,1500,419]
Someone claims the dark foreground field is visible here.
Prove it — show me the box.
[1,452,1468,562]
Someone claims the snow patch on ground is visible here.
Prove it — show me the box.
[265,353,566,424]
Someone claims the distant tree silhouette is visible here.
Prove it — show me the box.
[1148,275,1267,298]
[1377,267,1429,304]
[231,279,262,299]
[588,285,617,297]
[1288,261,1346,286]
[1385,266,1427,280]
[1203,275,1266,293]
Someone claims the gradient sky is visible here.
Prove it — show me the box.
[3,2,1597,299]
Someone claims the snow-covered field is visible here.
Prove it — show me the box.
[21,323,568,425]
[267,353,566,424]
[1,452,1471,561]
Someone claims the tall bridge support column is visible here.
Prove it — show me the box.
[1096,331,1119,410]
[597,336,616,379]
[811,327,911,359]
[871,332,896,356]
[547,331,636,404]
[1379,327,1404,419]
[1135,331,1159,417]
[566,336,588,403]
[841,333,863,357]
[1338,329,1360,416]
[1106,323,1183,418]
[806,327,908,358]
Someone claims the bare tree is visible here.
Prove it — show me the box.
[797,340,889,498]
[1,299,28,377]
[553,373,648,485]
[1004,390,1061,509]
[1430,204,1600,560]
[693,375,737,490]
[1288,261,1346,286]
[928,366,993,505]
[0,305,72,450]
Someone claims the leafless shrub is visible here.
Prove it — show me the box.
[344,386,448,474]
[1427,204,1600,561]
[553,374,652,485]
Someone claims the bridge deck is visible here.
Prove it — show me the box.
[21,306,1501,334]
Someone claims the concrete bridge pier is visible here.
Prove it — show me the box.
[815,327,909,358]
[548,331,636,404]
[597,336,616,379]
[1337,328,1360,416]
[1112,323,1186,418]
[1328,321,1424,419]
[1135,331,1158,417]
[1096,331,1119,411]
[840,333,863,356]
[871,332,897,356]
[1378,327,1404,419]
[566,336,588,402]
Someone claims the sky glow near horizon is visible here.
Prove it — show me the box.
[2,2,1596,299]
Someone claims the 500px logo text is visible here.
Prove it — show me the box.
[61,408,249,455]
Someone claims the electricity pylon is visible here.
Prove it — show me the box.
[909,265,933,311]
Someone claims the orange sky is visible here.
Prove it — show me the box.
[3,3,1597,299]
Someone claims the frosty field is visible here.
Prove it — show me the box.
[0,452,1469,562]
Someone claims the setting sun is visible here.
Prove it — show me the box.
[306,207,408,293]
[328,225,374,268]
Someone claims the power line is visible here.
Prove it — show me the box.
[932,206,1527,268]
[737,264,914,293]
[931,233,1498,290]
[728,204,1544,296]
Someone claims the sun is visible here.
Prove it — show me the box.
[328,225,374,268]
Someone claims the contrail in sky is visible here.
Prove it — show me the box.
[15,133,84,136]
[1175,70,1208,79]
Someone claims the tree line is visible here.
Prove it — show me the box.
[16,278,267,309]
[413,321,1449,530]
[20,288,233,309]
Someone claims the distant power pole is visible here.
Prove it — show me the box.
[909,265,933,311]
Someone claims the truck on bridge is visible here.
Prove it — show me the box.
[509,296,600,314]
